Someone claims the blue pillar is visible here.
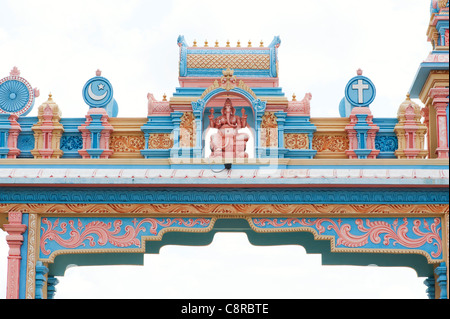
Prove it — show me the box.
[435,262,447,299]
[35,261,48,299]
[47,276,59,299]
[170,111,182,158]
[424,276,435,299]
[0,113,11,158]
[275,111,287,158]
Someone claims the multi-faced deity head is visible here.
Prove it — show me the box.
[222,98,235,115]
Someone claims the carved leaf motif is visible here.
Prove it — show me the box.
[312,135,349,152]
[180,112,196,148]
[284,134,309,149]
[148,134,173,149]
[110,136,145,152]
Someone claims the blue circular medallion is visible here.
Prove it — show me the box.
[0,76,34,115]
[82,76,113,108]
[344,75,376,107]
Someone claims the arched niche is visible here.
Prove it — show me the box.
[191,85,267,158]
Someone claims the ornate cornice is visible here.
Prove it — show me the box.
[0,203,447,216]
[0,187,448,204]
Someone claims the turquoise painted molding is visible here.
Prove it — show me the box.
[1,187,447,204]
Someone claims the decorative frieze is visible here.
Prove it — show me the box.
[110,135,145,153]
[284,133,309,149]
[179,112,196,148]
[261,111,278,147]
[148,133,173,149]
[312,134,349,153]
[249,216,444,263]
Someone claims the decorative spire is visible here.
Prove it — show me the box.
[204,40,208,47]
[237,40,241,47]
[357,68,363,76]
[292,93,297,101]
[96,69,102,76]
[260,40,264,47]
[215,40,219,47]
[193,39,197,47]
[248,40,252,47]
[226,40,230,47]
[163,93,167,101]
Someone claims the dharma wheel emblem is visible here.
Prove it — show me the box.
[0,67,37,116]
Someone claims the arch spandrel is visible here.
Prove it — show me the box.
[39,217,439,279]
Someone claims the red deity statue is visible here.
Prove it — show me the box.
[208,98,249,158]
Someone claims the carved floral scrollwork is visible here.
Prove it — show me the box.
[261,112,278,147]
[284,134,309,149]
[39,217,213,261]
[60,135,83,151]
[251,217,443,263]
[375,135,398,152]
[148,133,173,149]
[312,135,349,152]
[110,135,145,153]
[180,112,196,148]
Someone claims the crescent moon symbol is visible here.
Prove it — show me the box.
[88,83,107,101]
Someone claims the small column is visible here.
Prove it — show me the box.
[429,87,449,158]
[345,107,380,159]
[170,111,183,158]
[35,261,48,299]
[0,113,21,158]
[3,211,27,299]
[435,262,448,299]
[47,276,60,299]
[275,111,288,158]
[78,108,114,159]
[424,276,435,299]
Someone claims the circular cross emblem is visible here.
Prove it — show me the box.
[0,76,34,115]
[82,76,113,108]
[344,73,376,107]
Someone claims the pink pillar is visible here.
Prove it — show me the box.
[3,212,27,299]
[429,87,449,158]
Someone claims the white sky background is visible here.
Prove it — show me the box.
[0,0,434,299]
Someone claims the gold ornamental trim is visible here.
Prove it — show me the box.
[1,203,447,216]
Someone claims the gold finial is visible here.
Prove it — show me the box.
[226,40,230,47]
[48,92,53,100]
[237,40,241,47]
[406,93,410,100]
[193,39,197,47]
[163,93,167,101]
[260,40,264,47]
[292,93,296,101]
[204,40,208,47]
[248,40,252,47]
[215,40,219,47]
